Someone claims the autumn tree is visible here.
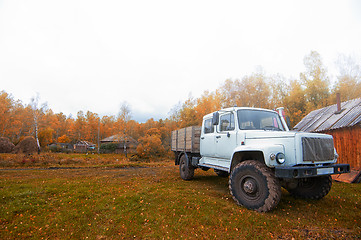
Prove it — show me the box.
[219,69,271,109]
[194,90,221,125]
[117,102,132,156]
[29,94,47,151]
[38,127,54,147]
[73,111,86,142]
[238,69,271,108]
[40,109,62,140]
[269,74,288,109]
[64,117,75,143]
[117,101,131,136]
[218,78,242,108]
[12,104,33,143]
[171,95,198,128]
[0,91,13,137]
[0,91,23,141]
[136,128,166,159]
[332,54,361,102]
[0,91,33,143]
[55,113,72,139]
[300,51,330,111]
[100,115,117,140]
[58,134,71,143]
[283,80,307,127]
[84,111,99,144]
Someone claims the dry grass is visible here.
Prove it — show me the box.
[0,157,360,239]
[0,153,165,169]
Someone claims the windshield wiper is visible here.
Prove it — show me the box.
[263,126,282,131]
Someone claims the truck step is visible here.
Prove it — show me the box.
[198,163,229,172]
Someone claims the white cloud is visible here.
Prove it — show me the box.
[1,0,361,121]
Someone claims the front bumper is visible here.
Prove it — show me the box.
[275,164,350,179]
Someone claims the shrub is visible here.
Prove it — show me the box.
[100,143,118,153]
[48,144,72,153]
[136,134,165,160]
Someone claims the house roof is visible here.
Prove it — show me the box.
[75,141,95,146]
[100,135,137,143]
[294,97,361,132]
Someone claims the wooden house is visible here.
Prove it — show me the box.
[294,96,361,182]
[100,135,138,153]
[48,143,73,152]
[74,141,96,153]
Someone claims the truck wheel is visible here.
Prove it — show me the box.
[229,160,281,212]
[214,169,229,178]
[286,176,332,200]
[179,155,194,180]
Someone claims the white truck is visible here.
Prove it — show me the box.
[171,107,350,212]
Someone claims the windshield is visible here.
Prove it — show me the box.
[237,109,285,131]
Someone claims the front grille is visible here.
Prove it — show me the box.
[302,137,334,162]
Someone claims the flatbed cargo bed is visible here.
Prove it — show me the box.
[171,126,201,153]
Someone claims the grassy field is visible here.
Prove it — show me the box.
[0,155,360,239]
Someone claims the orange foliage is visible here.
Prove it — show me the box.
[1,51,360,154]
[136,129,165,159]
[58,135,71,143]
[38,127,54,147]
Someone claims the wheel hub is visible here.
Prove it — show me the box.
[243,178,257,194]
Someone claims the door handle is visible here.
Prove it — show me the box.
[216,136,221,139]
[201,137,204,140]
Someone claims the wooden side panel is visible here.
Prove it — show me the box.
[192,127,201,153]
[185,127,193,152]
[177,128,186,150]
[171,126,201,153]
[171,130,178,151]
[324,125,361,170]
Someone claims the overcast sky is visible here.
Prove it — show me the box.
[1,0,361,122]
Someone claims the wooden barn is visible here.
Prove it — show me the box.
[74,141,96,153]
[100,135,138,154]
[294,96,361,182]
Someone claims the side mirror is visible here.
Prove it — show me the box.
[212,112,219,125]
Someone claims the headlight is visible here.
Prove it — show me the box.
[276,153,285,164]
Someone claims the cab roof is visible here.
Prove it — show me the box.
[203,107,278,119]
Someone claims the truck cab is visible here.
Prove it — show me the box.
[199,107,289,171]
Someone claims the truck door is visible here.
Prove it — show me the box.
[200,118,216,158]
[215,112,237,164]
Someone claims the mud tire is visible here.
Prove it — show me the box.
[286,176,332,200]
[179,154,194,180]
[229,160,281,212]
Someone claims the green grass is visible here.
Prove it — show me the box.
[0,160,360,239]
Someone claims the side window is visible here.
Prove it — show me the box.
[220,113,235,131]
[203,118,214,134]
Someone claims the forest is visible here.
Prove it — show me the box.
[1,51,361,157]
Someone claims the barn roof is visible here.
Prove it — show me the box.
[75,141,95,146]
[294,97,361,132]
[100,134,137,143]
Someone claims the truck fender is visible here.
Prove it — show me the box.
[230,144,285,171]
[184,152,190,168]
[176,152,190,168]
